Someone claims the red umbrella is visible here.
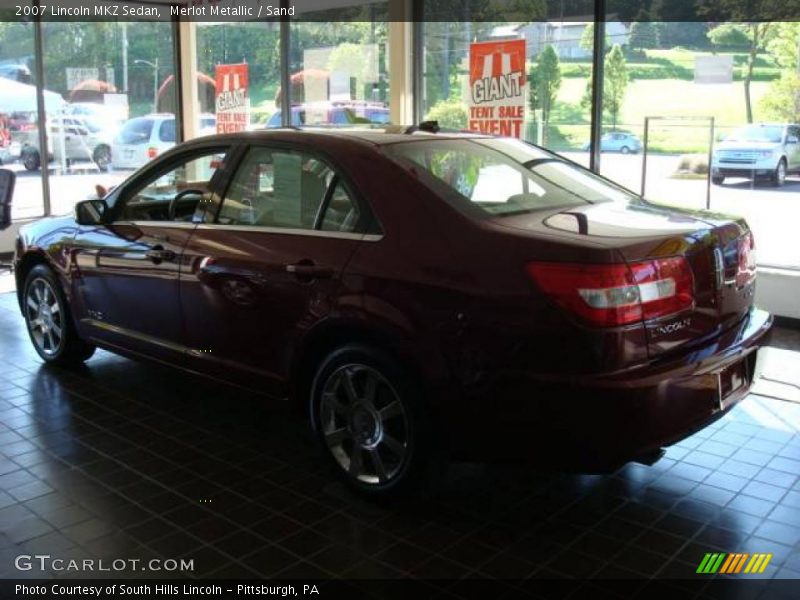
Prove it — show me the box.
[68,79,118,103]
[156,72,216,113]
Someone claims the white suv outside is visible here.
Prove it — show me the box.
[711,123,800,187]
[111,113,215,170]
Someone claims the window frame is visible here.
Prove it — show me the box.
[211,142,381,237]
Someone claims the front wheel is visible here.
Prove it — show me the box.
[620,146,631,154]
[22,149,40,171]
[23,265,96,365]
[712,175,725,185]
[310,345,445,499]
[772,159,787,187]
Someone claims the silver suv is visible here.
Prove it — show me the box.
[711,123,800,187]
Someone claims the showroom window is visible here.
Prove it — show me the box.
[596,17,800,269]
[0,20,45,220]
[194,21,280,133]
[290,3,390,128]
[418,1,594,167]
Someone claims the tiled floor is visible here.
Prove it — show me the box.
[1,287,800,590]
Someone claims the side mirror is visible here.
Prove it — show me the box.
[0,168,15,231]
[75,199,108,226]
[787,136,799,144]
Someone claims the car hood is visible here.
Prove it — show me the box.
[716,141,782,152]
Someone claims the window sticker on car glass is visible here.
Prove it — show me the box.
[273,153,303,227]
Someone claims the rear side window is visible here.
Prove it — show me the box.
[118,118,153,145]
[158,119,176,143]
[387,138,634,217]
[218,147,365,233]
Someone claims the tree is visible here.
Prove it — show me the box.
[580,23,610,56]
[604,44,629,130]
[708,23,775,123]
[528,45,561,125]
[628,20,660,51]
[761,73,800,123]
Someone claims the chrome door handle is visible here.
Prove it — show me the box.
[285,261,334,279]
[145,246,175,263]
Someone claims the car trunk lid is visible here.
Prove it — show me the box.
[494,199,756,359]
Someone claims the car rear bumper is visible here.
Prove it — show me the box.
[447,307,773,467]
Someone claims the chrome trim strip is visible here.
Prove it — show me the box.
[194,223,383,242]
[115,221,383,241]
[713,247,725,290]
[124,221,198,229]
[82,318,188,354]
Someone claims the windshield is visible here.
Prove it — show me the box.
[725,125,784,144]
[386,138,636,217]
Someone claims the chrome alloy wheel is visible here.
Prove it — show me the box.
[320,364,409,485]
[25,278,64,357]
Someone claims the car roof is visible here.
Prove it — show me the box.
[190,128,493,148]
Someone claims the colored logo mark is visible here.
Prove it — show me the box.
[696,552,772,574]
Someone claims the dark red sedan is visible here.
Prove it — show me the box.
[13,130,772,497]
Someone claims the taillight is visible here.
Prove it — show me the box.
[147,147,158,159]
[526,257,695,327]
[736,231,756,289]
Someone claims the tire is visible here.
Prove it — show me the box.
[309,344,445,499]
[93,145,111,172]
[772,159,787,187]
[22,264,96,366]
[22,149,40,171]
[620,146,631,154]
[712,175,725,185]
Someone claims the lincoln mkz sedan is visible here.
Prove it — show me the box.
[13,129,772,497]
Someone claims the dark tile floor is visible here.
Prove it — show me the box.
[1,287,800,588]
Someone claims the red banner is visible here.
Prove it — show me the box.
[215,63,249,134]
[468,40,526,138]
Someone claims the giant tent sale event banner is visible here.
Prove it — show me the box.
[468,39,526,138]
[215,63,249,133]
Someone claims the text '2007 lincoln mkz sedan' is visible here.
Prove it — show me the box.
[14,129,772,497]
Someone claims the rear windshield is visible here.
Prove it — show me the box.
[118,118,154,145]
[386,138,635,217]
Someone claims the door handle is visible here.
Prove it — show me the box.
[285,260,334,280]
[145,246,176,263]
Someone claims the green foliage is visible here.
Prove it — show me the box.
[604,44,629,130]
[580,23,610,55]
[629,21,660,51]
[760,73,800,123]
[766,23,800,70]
[528,45,561,124]
[708,24,751,48]
[424,98,468,130]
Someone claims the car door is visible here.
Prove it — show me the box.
[179,144,375,395]
[72,145,231,362]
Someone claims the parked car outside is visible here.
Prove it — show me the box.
[18,114,117,171]
[13,129,771,498]
[111,113,215,170]
[581,131,642,154]
[266,101,390,128]
[711,123,800,186]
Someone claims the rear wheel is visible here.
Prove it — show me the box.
[93,145,111,172]
[620,146,631,154]
[712,175,725,185]
[772,159,787,187]
[310,345,445,499]
[23,265,95,365]
[22,149,40,171]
